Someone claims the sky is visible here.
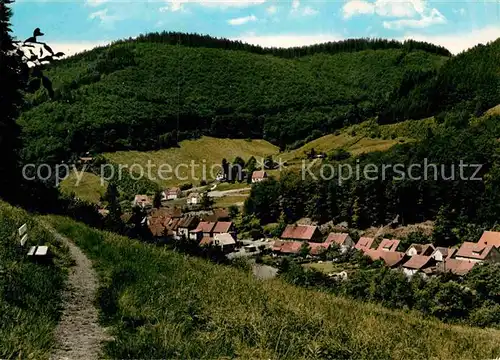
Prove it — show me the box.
[11,0,500,56]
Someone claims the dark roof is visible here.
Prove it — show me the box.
[195,221,216,233]
[325,233,350,246]
[377,239,400,252]
[213,221,233,233]
[455,242,496,260]
[437,259,477,276]
[403,255,434,270]
[281,225,319,241]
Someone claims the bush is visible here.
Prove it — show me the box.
[179,183,193,191]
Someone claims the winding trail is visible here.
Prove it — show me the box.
[48,228,111,360]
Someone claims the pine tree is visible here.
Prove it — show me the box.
[0,0,23,201]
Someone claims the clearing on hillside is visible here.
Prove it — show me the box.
[104,136,279,188]
[60,172,107,204]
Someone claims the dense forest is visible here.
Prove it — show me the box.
[245,113,500,245]
[18,36,451,164]
[16,33,500,168]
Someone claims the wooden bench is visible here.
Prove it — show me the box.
[18,223,51,261]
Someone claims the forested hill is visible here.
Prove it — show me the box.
[382,38,500,123]
[19,36,449,163]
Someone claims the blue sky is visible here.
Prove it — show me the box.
[11,0,500,55]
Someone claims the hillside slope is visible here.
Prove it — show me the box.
[45,215,500,359]
[18,37,446,163]
[0,201,70,359]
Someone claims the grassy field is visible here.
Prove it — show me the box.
[60,172,107,204]
[0,201,71,359]
[213,194,249,209]
[105,137,279,188]
[45,215,500,359]
[60,119,437,204]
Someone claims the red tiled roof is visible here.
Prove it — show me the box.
[280,241,303,254]
[403,255,434,270]
[195,221,216,233]
[455,242,496,260]
[281,225,318,241]
[355,237,374,250]
[406,243,435,256]
[325,233,350,246]
[272,240,285,252]
[364,249,405,267]
[177,216,199,229]
[478,231,500,248]
[379,251,405,267]
[309,242,329,255]
[378,239,400,252]
[438,258,477,276]
[252,170,267,180]
[199,236,213,246]
[213,221,233,233]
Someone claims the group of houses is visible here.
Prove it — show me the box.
[272,224,500,277]
[146,208,237,253]
[132,187,203,209]
[272,225,355,256]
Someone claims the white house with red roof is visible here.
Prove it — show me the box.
[251,170,268,183]
[281,224,322,242]
[325,232,355,253]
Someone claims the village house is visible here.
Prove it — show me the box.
[309,242,330,256]
[453,242,500,263]
[251,170,268,183]
[192,221,216,238]
[377,238,400,252]
[162,187,182,201]
[406,243,435,257]
[430,247,456,261]
[272,240,302,255]
[190,221,237,244]
[354,237,375,251]
[187,192,201,206]
[364,249,406,268]
[325,233,355,253]
[281,224,322,242]
[175,216,200,240]
[437,258,477,276]
[213,233,237,253]
[478,231,500,248]
[402,255,436,277]
[133,195,153,209]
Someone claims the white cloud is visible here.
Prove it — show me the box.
[85,0,108,7]
[302,6,319,16]
[403,25,500,54]
[228,14,257,26]
[232,33,342,48]
[159,0,266,12]
[290,0,318,17]
[343,0,426,18]
[384,8,446,29]
[89,8,121,26]
[343,0,446,30]
[266,5,277,14]
[343,0,375,18]
[453,8,466,16]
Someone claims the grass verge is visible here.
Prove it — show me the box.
[44,215,500,359]
[0,201,70,359]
